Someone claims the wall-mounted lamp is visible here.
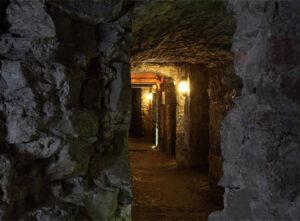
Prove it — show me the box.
[178,80,189,94]
[146,92,153,101]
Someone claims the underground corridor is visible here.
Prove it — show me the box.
[128,71,230,221]
[0,0,299,221]
[128,1,242,220]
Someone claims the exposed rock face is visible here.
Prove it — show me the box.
[0,0,133,220]
[169,64,211,168]
[158,78,176,156]
[210,1,300,220]
[207,64,242,188]
[188,65,210,168]
[131,0,235,66]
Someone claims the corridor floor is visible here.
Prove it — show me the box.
[129,139,223,221]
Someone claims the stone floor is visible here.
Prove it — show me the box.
[129,138,223,221]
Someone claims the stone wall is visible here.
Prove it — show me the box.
[175,64,210,168]
[189,65,210,168]
[158,78,176,156]
[0,0,133,220]
[210,1,300,220]
[208,64,242,188]
[131,62,182,80]
[175,67,188,165]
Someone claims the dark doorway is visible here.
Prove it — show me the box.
[130,88,144,138]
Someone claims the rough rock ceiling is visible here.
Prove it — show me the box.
[46,0,134,24]
[131,0,235,67]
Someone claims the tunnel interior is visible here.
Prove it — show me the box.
[0,0,299,221]
[128,1,242,220]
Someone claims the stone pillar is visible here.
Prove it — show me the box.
[159,78,176,156]
[210,1,300,220]
[189,64,209,168]
[0,0,133,220]
[176,65,190,166]
[176,64,209,168]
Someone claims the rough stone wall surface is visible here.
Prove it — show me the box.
[158,79,176,156]
[0,0,133,220]
[131,62,182,81]
[208,64,242,188]
[175,65,190,166]
[175,64,210,168]
[210,1,300,220]
[188,65,209,168]
[131,0,235,66]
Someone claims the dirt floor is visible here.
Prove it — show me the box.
[129,139,223,221]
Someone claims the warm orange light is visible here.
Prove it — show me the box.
[146,92,153,101]
[178,80,189,94]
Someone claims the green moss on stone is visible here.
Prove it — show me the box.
[72,110,99,138]
[88,129,129,179]
[68,138,94,174]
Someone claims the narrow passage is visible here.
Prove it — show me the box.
[129,139,222,221]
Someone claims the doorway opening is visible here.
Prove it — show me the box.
[129,73,162,150]
[129,1,242,220]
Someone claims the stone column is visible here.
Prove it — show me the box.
[162,79,176,156]
[175,64,210,168]
[188,64,209,168]
[176,64,190,166]
[0,0,134,220]
[210,1,300,220]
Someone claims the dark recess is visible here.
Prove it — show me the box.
[0,1,9,35]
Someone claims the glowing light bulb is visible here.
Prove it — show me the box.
[146,92,153,101]
[178,80,189,94]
